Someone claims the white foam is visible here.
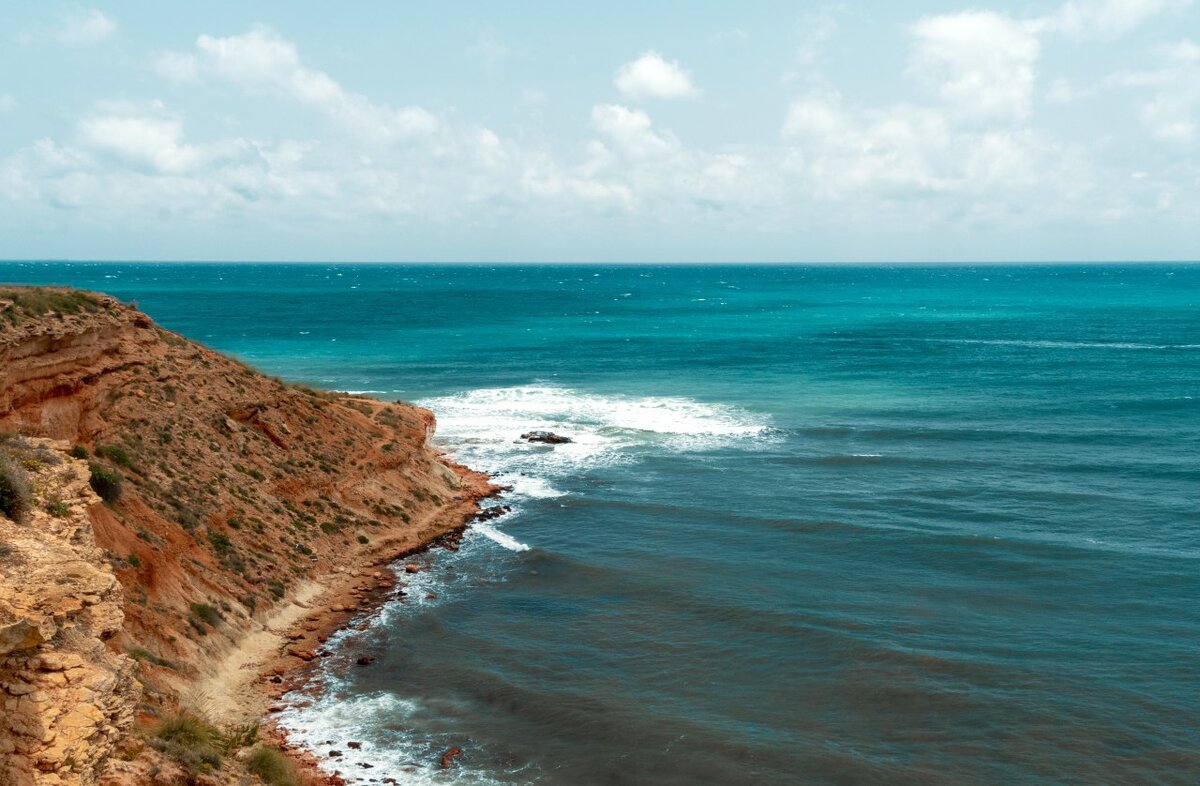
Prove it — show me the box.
[419,385,772,480]
[474,522,530,552]
[930,338,1199,351]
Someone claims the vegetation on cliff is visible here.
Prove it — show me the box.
[0,288,491,786]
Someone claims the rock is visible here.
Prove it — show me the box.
[346,741,362,750]
[328,749,343,758]
[424,593,438,600]
[404,564,420,574]
[287,649,318,662]
[439,747,464,769]
[520,431,572,444]
[355,655,375,666]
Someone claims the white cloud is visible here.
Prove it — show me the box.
[1112,39,1200,144]
[0,94,14,112]
[157,26,438,143]
[1036,0,1188,38]
[56,8,116,45]
[76,102,249,174]
[614,52,699,100]
[591,104,681,158]
[908,11,1040,120]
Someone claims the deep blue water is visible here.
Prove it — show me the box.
[2,262,1198,785]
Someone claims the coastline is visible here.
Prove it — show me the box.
[199,455,499,784]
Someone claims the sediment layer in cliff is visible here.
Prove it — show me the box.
[0,287,492,786]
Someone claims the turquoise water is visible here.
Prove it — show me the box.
[3,263,1198,784]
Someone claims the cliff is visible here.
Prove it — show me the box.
[1,440,137,786]
[0,287,491,786]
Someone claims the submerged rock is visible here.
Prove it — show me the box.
[520,430,573,444]
[439,747,464,769]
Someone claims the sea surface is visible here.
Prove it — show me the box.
[2,262,1198,785]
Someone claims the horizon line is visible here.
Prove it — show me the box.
[3,259,1199,267]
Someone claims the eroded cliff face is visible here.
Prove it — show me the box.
[0,288,491,786]
[0,441,137,786]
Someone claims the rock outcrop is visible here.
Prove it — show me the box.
[0,440,137,786]
[0,288,494,786]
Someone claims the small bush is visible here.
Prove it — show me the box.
[128,647,177,670]
[356,534,369,544]
[207,530,232,554]
[45,497,70,517]
[126,552,141,568]
[0,457,32,522]
[217,724,259,754]
[88,463,122,503]
[267,578,286,599]
[69,445,89,459]
[190,603,221,626]
[247,747,299,786]
[151,713,222,774]
[95,444,134,468]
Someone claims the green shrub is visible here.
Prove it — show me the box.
[0,457,32,522]
[217,724,259,754]
[88,463,122,503]
[190,603,221,626]
[151,713,222,774]
[247,747,299,786]
[95,444,134,468]
[356,534,369,544]
[128,647,177,670]
[69,444,89,459]
[45,497,70,517]
[126,552,141,568]
[0,288,100,324]
[267,579,286,599]
[207,530,232,554]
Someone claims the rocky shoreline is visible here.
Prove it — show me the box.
[0,287,505,786]
[251,492,502,784]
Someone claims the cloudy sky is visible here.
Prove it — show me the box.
[1,1,1197,262]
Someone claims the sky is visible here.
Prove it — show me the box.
[0,1,1197,262]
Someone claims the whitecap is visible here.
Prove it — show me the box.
[474,522,530,552]
[418,385,773,484]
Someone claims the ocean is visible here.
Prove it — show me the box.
[2,262,1197,785]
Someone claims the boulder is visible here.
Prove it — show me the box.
[520,431,572,444]
[439,747,463,769]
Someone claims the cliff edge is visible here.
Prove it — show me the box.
[0,287,492,786]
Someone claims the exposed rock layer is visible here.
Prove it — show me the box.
[0,289,492,786]
[0,442,137,786]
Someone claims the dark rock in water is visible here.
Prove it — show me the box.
[439,747,464,769]
[425,592,438,600]
[472,504,512,523]
[359,763,374,769]
[404,563,420,574]
[520,430,572,444]
[355,655,375,666]
[347,741,362,750]
[328,750,343,758]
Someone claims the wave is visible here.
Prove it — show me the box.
[277,691,513,786]
[418,384,773,480]
[474,522,530,552]
[927,338,1200,351]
